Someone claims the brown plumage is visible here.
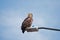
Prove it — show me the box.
[21,13,33,33]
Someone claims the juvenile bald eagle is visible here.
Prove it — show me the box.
[21,13,33,33]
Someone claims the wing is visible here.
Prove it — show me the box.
[21,17,32,29]
[21,17,33,33]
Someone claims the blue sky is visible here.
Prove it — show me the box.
[0,0,60,40]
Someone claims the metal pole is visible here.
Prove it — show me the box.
[38,27,60,31]
[26,27,60,32]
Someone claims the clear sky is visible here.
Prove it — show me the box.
[0,0,60,40]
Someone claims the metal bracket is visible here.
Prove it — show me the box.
[26,28,38,32]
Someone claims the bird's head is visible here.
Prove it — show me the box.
[28,13,33,18]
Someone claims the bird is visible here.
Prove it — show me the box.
[21,13,33,33]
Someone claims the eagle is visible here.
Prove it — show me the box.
[21,13,33,33]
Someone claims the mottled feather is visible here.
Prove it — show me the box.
[21,13,33,33]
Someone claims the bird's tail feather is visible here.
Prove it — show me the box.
[22,30,25,33]
[22,27,26,33]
